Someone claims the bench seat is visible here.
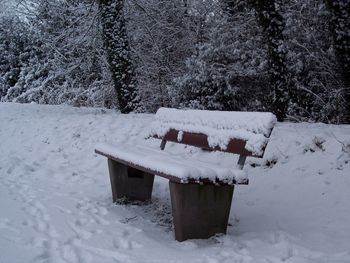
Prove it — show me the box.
[95,142,248,185]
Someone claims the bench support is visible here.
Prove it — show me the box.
[169,181,234,241]
[107,159,154,202]
[237,155,247,169]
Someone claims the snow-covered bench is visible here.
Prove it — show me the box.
[95,108,276,241]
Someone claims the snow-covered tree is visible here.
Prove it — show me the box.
[0,13,44,100]
[325,0,350,123]
[0,0,115,108]
[283,0,344,123]
[249,0,290,121]
[99,0,139,113]
[127,0,200,112]
[173,1,268,111]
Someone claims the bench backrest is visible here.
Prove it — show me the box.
[148,108,276,158]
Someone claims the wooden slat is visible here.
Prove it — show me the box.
[95,149,249,185]
[157,129,264,157]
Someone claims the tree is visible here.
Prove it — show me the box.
[0,13,44,101]
[1,0,115,108]
[98,0,139,113]
[325,0,350,123]
[128,0,200,112]
[221,0,289,120]
[174,1,268,111]
[250,0,290,121]
[283,0,344,123]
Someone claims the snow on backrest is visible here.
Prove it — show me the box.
[148,108,277,156]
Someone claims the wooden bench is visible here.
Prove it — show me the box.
[95,108,276,241]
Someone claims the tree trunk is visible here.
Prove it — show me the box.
[98,0,138,113]
[221,0,290,120]
[325,0,350,123]
[251,0,289,121]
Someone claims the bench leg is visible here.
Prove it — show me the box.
[169,181,234,242]
[107,159,154,202]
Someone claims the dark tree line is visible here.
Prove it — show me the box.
[0,0,349,123]
[219,0,349,122]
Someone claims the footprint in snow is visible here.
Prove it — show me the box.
[246,201,255,207]
[0,217,20,234]
[112,230,143,250]
[68,221,93,240]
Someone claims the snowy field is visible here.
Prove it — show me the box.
[0,102,350,263]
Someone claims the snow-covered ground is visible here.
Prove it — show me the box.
[0,102,349,263]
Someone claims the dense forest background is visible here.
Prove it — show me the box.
[0,0,349,123]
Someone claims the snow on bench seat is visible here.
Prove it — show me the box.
[148,108,277,156]
[95,142,248,185]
